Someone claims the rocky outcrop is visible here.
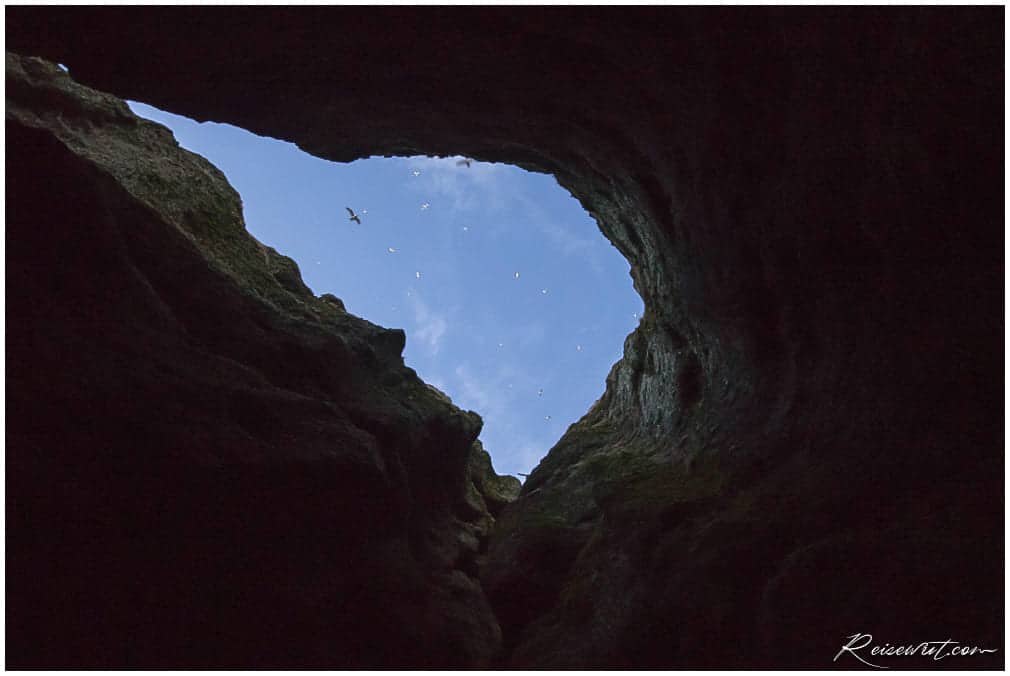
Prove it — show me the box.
[6,52,512,668]
[6,8,1003,668]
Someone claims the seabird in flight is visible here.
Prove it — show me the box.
[456,158,472,168]
[346,207,361,224]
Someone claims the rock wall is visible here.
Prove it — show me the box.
[6,8,1003,668]
[6,52,516,668]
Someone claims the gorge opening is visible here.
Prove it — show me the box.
[127,101,644,478]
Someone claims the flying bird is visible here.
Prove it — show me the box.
[346,207,361,224]
[456,158,472,168]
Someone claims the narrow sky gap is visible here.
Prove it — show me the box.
[127,101,643,476]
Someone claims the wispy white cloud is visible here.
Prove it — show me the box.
[542,219,603,259]
[405,156,510,214]
[452,361,522,419]
[509,189,610,274]
[408,292,448,356]
[446,360,558,476]
[453,363,500,417]
[403,156,612,273]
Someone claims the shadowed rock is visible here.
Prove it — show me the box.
[6,52,511,668]
[5,7,1003,669]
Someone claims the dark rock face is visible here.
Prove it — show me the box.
[6,53,511,668]
[6,8,1003,668]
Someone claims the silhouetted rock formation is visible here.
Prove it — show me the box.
[6,8,1003,669]
[6,52,510,668]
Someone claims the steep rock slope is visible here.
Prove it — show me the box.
[6,53,515,668]
[6,8,1003,668]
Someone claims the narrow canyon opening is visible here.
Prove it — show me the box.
[127,100,644,478]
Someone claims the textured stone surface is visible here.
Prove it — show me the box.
[6,53,509,668]
[6,7,1003,668]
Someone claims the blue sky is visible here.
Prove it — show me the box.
[128,101,643,477]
